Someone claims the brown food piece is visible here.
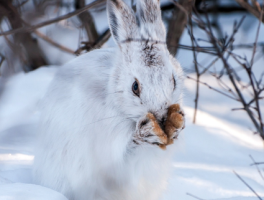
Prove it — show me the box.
[164,104,184,144]
[146,113,168,149]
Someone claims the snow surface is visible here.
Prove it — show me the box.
[0,183,67,200]
[0,66,263,200]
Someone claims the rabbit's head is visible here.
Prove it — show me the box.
[107,0,183,124]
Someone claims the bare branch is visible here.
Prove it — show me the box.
[75,29,111,55]
[186,193,205,200]
[251,162,264,166]
[166,0,194,56]
[34,30,75,54]
[75,0,99,42]
[235,0,264,23]
[0,54,5,75]
[162,2,263,16]
[251,0,262,12]
[188,16,200,123]
[93,29,111,49]
[186,76,239,101]
[0,0,47,71]
[250,4,263,67]
[0,0,106,37]
[201,10,264,137]
[246,5,264,136]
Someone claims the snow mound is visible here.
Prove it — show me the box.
[0,183,67,200]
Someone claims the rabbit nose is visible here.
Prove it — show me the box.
[159,115,166,130]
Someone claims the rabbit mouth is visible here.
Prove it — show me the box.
[146,112,167,132]
[137,104,185,147]
[158,116,166,132]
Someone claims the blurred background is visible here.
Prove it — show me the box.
[0,0,264,199]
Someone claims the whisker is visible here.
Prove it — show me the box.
[87,115,137,126]
[174,96,184,104]
[83,91,124,118]
[86,91,123,101]
[87,115,123,126]
[109,117,138,135]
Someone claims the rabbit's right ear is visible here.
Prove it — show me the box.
[107,0,138,45]
[136,0,166,40]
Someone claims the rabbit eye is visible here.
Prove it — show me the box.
[132,80,140,97]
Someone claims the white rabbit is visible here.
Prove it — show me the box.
[33,0,185,200]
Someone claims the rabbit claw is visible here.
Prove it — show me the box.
[164,104,185,145]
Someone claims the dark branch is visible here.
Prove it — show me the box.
[0,0,47,71]
[235,0,264,23]
[75,29,111,55]
[34,30,75,54]
[250,162,264,166]
[166,0,194,56]
[0,0,106,37]
[161,3,251,14]
[75,0,99,42]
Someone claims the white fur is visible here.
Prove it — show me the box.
[33,0,184,200]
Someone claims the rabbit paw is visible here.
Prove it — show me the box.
[164,104,185,145]
[133,113,168,150]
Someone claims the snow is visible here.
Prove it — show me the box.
[165,109,264,199]
[0,183,67,200]
[0,66,263,200]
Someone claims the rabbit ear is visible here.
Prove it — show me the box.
[136,0,166,40]
[107,0,138,44]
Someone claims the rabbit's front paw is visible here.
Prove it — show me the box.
[164,104,185,145]
[133,113,168,149]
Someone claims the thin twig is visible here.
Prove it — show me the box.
[249,155,264,182]
[93,29,111,48]
[0,54,5,75]
[186,193,206,200]
[233,170,263,200]
[75,29,111,55]
[251,162,264,166]
[248,2,264,135]
[200,58,219,75]
[34,30,75,54]
[188,15,200,123]
[0,54,5,66]
[186,76,239,101]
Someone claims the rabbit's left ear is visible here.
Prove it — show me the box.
[107,0,138,45]
[136,0,166,40]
